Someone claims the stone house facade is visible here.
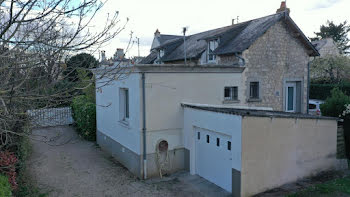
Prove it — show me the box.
[241,21,310,112]
[141,4,319,113]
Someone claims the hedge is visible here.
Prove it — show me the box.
[71,95,96,141]
[310,83,350,100]
[0,174,12,197]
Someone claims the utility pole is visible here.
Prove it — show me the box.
[133,37,140,57]
[183,27,187,65]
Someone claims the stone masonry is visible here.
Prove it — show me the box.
[241,21,309,112]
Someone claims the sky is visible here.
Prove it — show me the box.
[92,0,350,59]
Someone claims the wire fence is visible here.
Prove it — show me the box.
[27,107,74,127]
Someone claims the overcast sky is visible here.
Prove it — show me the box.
[94,0,350,59]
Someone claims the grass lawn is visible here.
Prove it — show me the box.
[287,176,350,197]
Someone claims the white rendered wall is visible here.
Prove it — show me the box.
[183,107,242,174]
[96,73,142,154]
[145,72,243,154]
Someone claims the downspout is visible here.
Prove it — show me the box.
[234,52,245,67]
[307,57,316,114]
[142,73,147,179]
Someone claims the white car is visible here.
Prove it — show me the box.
[309,99,324,116]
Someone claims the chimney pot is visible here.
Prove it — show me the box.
[154,29,160,37]
[276,1,290,14]
[101,50,106,62]
[115,48,124,60]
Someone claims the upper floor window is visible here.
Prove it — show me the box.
[119,88,129,121]
[207,39,218,63]
[159,49,164,59]
[249,82,259,99]
[224,86,238,101]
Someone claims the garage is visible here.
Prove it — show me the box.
[183,103,339,197]
[195,127,232,192]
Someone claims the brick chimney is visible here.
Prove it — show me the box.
[276,1,290,14]
[115,48,124,60]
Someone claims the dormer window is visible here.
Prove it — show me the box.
[207,39,218,63]
[158,49,164,59]
[155,49,165,64]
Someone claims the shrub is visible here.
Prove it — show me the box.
[320,87,350,117]
[71,95,96,141]
[310,83,350,100]
[0,151,18,190]
[0,174,12,197]
[321,88,350,159]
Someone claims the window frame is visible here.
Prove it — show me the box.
[159,49,164,59]
[224,86,239,101]
[119,88,130,122]
[249,82,260,99]
[207,39,218,63]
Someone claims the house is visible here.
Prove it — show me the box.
[99,48,132,67]
[312,38,340,57]
[310,38,343,82]
[141,2,319,113]
[94,2,340,197]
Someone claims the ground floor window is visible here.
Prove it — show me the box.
[249,82,259,99]
[224,86,238,101]
[119,88,129,121]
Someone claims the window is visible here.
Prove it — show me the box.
[224,87,238,100]
[227,141,231,151]
[159,49,164,58]
[197,132,200,140]
[206,135,210,143]
[249,82,259,99]
[207,39,218,62]
[119,88,129,121]
[216,138,220,147]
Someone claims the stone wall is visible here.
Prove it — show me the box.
[218,55,240,65]
[241,21,310,112]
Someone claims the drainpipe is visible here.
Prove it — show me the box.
[234,52,245,67]
[307,57,316,114]
[142,73,147,179]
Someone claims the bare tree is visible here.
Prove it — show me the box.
[0,0,131,149]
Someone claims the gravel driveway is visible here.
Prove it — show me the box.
[27,126,229,197]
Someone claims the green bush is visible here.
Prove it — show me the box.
[0,174,12,197]
[71,95,96,141]
[310,83,350,100]
[320,88,350,117]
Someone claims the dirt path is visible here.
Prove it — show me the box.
[27,126,228,197]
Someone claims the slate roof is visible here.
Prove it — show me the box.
[158,34,182,45]
[139,51,157,64]
[142,11,319,64]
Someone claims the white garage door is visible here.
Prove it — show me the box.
[195,127,232,192]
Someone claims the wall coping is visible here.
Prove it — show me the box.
[181,102,339,121]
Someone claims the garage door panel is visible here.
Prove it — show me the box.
[195,127,232,192]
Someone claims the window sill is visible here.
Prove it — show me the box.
[247,98,262,102]
[223,100,240,104]
[118,120,130,128]
[206,61,217,65]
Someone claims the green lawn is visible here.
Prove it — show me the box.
[287,176,350,197]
